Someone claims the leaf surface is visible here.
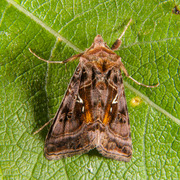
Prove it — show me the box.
[0,0,179,179]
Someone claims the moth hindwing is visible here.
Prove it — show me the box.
[44,35,132,162]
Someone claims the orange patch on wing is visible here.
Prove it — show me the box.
[103,104,111,124]
[84,100,93,123]
[85,110,93,123]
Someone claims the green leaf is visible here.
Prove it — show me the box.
[0,0,179,179]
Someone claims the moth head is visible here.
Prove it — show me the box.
[94,35,106,48]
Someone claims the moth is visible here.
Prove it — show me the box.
[29,19,158,162]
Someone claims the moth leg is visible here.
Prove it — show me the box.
[29,48,83,64]
[111,19,132,51]
[33,118,54,135]
[119,61,159,88]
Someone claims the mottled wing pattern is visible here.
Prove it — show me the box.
[44,63,95,160]
[97,68,132,162]
[44,34,133,161]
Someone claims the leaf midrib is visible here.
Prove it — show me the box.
[6,0,180,125]
[6,0,83,53]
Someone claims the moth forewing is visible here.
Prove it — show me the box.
[44,63,95,159]
[96,67,132,162]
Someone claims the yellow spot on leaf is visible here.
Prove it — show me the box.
[130,96,142,107]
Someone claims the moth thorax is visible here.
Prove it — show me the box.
[94,35,106,48]
[96,81,107,90]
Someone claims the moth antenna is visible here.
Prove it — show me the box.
[118,18,132,40]
[29,48,64,64]
[29,48,83,64]
[33,118,54,135]
[111,18,132,50]
[128,76,159,88]
[62,53,84,63]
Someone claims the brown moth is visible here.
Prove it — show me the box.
[29,19,158,162]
